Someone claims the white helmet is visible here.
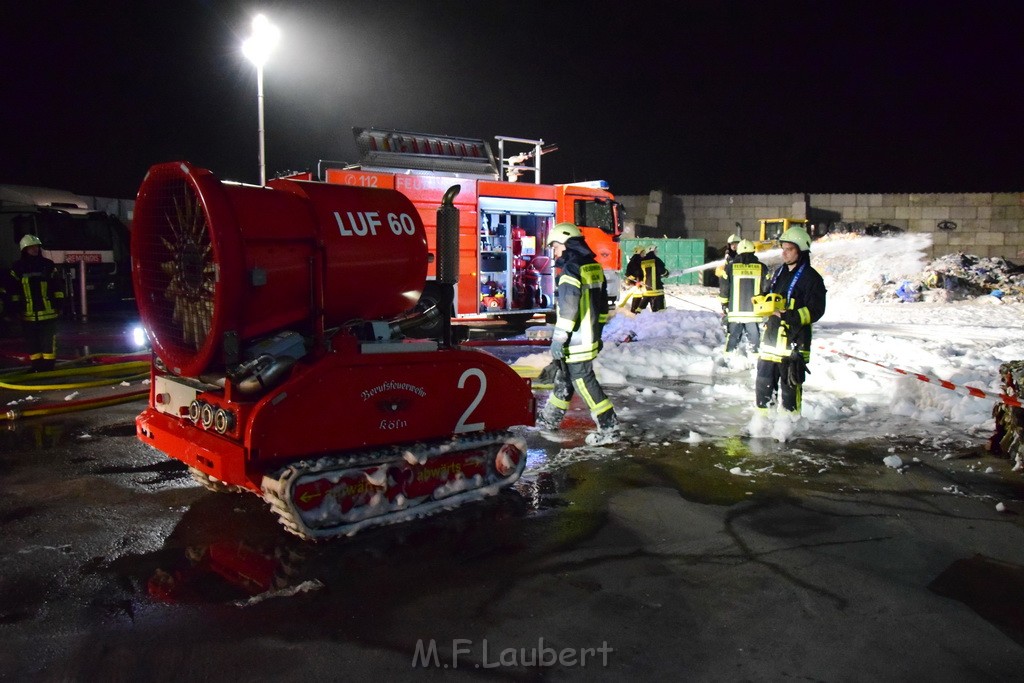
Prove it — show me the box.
[20,234,43,251]
[779,226,812,251]
[547,222,582,245]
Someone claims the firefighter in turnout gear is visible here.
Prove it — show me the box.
[755,226,826,414]
[5,234,64,371]
[714,233,741,280]
[624,245,645,313]
[639,244,669,312]
[539,222,621,445]
[719,239,768,354]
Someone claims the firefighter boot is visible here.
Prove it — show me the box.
[585,410,622,446]
[536,404,565,430]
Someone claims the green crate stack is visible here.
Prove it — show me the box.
[618,238,707,285]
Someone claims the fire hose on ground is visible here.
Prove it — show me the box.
[0,361,150,391]
[0,355,152,421]
[2,390,149,421]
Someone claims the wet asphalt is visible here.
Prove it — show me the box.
[2,320,1024,680]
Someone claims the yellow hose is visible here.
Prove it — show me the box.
[0,361,151,391]
[1,390,148,421]
[0,357,152,420]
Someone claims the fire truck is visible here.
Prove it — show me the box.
[322,128,623,328]
[0,185,133,313]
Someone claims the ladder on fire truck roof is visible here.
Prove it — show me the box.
[496,136,556,184]
[351,127,500,179]
[343,127,557,184]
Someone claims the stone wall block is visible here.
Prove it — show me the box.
[976,232,1006,246]
[993,205,1024,220]
[949,206,978,220]
[990,219,1020,233]
[867,207,897,221]
[921,206,949,220]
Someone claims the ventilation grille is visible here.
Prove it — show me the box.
[135,176,216,369]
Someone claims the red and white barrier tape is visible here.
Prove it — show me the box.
[818,345,1023,409]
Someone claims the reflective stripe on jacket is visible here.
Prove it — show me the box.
[8,256,64,322]
[641,255,667,297]
[757,255,827,363]
[555,241,609,363]
[719,256,767,323]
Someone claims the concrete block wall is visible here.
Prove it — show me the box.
[678,193,806,249]
[619,191,1024,261]
[619,190,685,238]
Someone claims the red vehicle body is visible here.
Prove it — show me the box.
[132,161,533,540]
[324,128,624,324]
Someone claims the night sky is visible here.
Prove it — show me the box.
[3,1,1022,199]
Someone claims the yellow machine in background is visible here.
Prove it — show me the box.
[755,218,808,251]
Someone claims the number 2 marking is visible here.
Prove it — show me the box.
[454,368,486,433]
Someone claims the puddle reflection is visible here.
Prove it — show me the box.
[109,488,536,608]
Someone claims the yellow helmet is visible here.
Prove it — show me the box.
[737,239,755,254]
[779,226,812,251]
[727,234,740,244]
[19,234,43,251]
[633,246,646,255]
[547,222,581,245]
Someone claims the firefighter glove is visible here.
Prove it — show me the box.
[550,329,569,360]
[785,350,809,387]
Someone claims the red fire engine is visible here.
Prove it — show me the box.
[323,128,623,326]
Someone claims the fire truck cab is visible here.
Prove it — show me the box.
[323,128,623,326]
[0,184,133,313]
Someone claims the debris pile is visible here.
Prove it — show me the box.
[989,361,1024,472]
[866,252,1024,303]
[824,221,904,237]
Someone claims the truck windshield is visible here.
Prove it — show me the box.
[574,198,620,235]
[35,210,122,250]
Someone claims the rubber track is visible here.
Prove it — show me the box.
[261,431,523,540]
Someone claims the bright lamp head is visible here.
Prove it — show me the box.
[131,325,149,349]
[242,14,280,67]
